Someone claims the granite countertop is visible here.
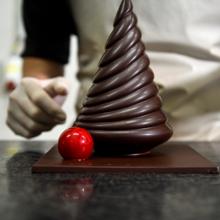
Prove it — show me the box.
[0,141,220,220]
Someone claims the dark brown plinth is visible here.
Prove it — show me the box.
[32,142,219,174]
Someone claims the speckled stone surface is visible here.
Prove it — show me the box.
[0,141,220,220]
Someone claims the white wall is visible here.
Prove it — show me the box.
[0,0,16,63]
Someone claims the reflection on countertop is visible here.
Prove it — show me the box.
[0,141,220,220]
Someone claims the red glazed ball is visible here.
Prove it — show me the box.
[58,127,94,160]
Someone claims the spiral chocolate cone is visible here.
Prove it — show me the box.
[74,0,172,155]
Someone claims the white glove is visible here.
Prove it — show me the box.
[6,77,69,138]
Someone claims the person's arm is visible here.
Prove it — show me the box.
[21,0,77,68]
[22,57,64,79]
[6,0,77,138]
[21,0,77,79]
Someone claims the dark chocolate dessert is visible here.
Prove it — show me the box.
[74,0,173,155]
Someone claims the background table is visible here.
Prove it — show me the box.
[0,141,220,220]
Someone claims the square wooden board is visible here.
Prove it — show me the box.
[32,142,219,174]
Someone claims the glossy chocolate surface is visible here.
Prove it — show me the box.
[74,0,172,155]
[32,143,218,174]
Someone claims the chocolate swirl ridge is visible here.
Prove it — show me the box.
[75,0,172,155]
[78,97,162,122]
[88,55,150,96]
[94,41,145,83]
[84,70,153,106]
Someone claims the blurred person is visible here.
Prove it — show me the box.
[6,0,220,140]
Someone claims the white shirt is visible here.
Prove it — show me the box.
[70,0,220,141]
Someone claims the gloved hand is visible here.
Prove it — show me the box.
[6,77,69,138]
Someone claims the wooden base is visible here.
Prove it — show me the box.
[32,142,219,174]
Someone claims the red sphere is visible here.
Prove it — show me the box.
[58,127,94,160]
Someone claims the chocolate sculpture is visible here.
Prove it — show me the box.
[74,0,172,155]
